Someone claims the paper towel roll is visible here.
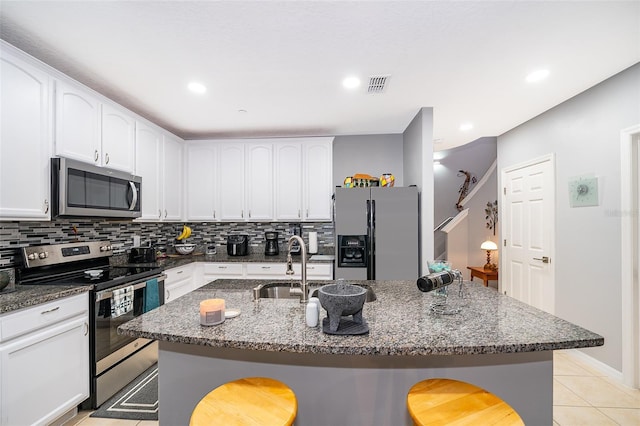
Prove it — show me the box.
[308,232,318,254]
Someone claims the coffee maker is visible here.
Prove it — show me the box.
[264,231,279,256]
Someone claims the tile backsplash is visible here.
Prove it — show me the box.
[0,219,335,268]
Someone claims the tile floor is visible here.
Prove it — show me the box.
[65,350,639,426]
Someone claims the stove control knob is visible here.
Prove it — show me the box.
[100,245,112,252]
[38,252,48,259]
[28,253,38,260]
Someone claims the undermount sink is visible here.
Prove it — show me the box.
[252,282,377,303]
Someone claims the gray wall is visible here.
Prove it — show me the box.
[403,107,434,270]
[497,62,640,372]
[332,134,404,188]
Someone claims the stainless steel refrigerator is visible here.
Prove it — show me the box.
[334,186,419,280]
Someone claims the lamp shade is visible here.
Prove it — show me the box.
[480,240,498,251]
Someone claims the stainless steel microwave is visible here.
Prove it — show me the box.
[51,157,142,218]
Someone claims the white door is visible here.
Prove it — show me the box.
[135,122,162,220]
[162,134,184,221]
[0,49,52,220]
[245,143,273,220]
[274,142,302,220]
[303,139,333,221]
[186,143,219,221]
[101,103,135,172]
[55,80,100,164]
[502,154,555,314]
[218,143,245,220]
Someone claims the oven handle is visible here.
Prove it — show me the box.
[96,274,166,302]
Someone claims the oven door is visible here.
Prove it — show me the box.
[94,275,164,375]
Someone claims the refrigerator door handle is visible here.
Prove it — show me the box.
[366,200,373,280]
[371,199,376,280]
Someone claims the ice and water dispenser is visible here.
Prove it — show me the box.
[337,235,367,268]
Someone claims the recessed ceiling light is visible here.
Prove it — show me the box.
[526,69,550,83]
[187,82,207,94]
[342,76,361,90]
[459,123,473,131]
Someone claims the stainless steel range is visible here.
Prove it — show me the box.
[19,241,165,409]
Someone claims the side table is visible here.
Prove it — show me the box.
[467,266,498,287]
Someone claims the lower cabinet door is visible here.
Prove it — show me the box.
[0,315,89,426]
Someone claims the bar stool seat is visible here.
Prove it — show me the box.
[190,377,297,426]
[407,378,524,426]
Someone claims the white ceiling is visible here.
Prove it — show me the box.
[1,1,639,150]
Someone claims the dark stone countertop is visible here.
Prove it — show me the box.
[0,285,93,315]
[1,252,334,315]
[118,279,604,357]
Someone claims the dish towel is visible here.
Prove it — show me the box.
[111,285,134,318]
[144,278,160,313]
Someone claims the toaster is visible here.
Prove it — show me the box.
[227,235,249,256]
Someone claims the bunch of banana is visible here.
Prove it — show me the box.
[176,225,192,241]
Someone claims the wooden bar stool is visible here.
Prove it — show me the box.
[190,377,297,426]
[407,378,524,426]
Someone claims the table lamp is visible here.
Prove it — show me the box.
[481,240,498,271]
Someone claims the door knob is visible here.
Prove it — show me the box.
[533,256,550,263]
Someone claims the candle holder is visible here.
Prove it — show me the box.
[200,299,225,326]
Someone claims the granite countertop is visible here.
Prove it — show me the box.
[0,285,93,315]
[0,252,333,316]
[118,279,604,356]
[150,251,334,270]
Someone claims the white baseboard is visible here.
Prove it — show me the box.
[564,348,624,382]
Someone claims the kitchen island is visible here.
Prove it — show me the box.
[119,279,603,425]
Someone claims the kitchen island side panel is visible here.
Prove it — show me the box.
[159,341,552,426]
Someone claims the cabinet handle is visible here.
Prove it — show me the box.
[249,210,251,218]
[218,266,227,269]
[84,322,89,336]
[306,209,309,218]
[41,306,60,315]
[44,199,49,214]
[213,210,216,219]
[176,270,183,274]
[261,266,270,269]
[105,152,110,164]
[166,289,170,300]
[94,149,99,162]
[164,209,168,218]
[241,210,244,218]
[298,210,301,218]
[159,209,162,219]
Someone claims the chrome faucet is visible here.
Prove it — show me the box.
[286,235,308,303]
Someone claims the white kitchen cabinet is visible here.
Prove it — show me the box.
[0,293,89,426]
[245,262,289,279]
[164,264,195,302]
[54,79,101,165]
[186,143,219,221]
[274,142,303,220]
[303,139,333,221]
[200,263,244,287]
[101,103,135,172]
[135,121,162,220]
[245,142,273,220]
[135,123,184,221]
[218,143,245,220]
[162,134,184,221]
[0,46,52,220]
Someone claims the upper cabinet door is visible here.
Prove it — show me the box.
[218,143,245,220]
[101,103,134,173]
[0,49,52,220]
[186,143,219,221]
[54,80,100,164]
[162,134,184,221]
[274,142,302,220]
[135,122,162,220]
[303,139,333,221]
[245,143,273,220]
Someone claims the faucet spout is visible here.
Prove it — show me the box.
[287,235,308,303]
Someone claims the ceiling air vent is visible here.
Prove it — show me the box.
[367,75,390,93]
